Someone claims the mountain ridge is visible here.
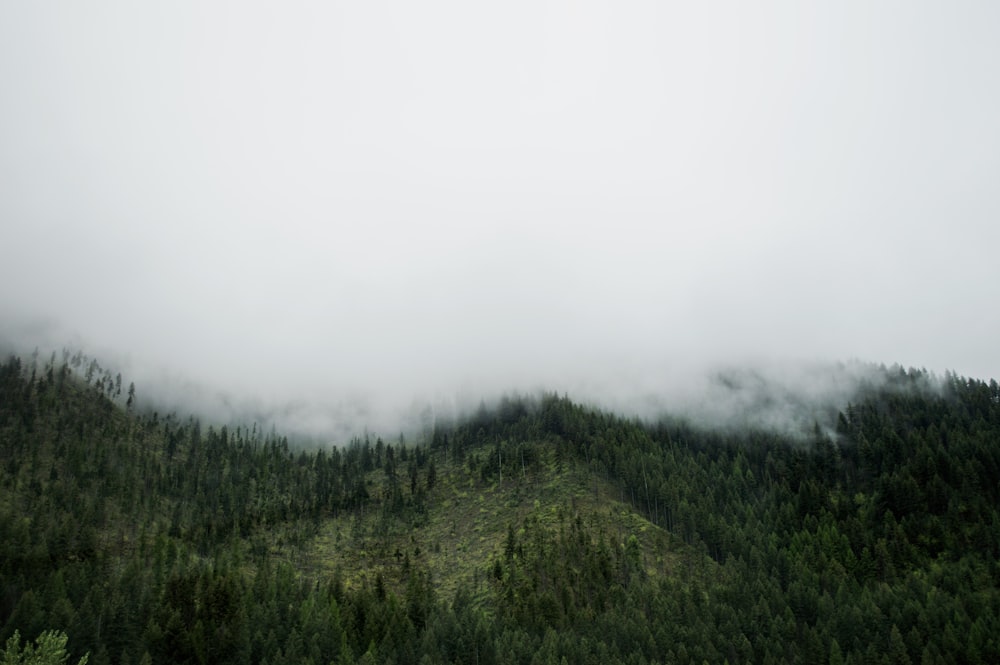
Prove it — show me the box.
[2,351,999,663]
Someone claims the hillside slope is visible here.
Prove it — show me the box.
[2,352,999,664]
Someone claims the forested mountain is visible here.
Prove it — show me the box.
[2,352,999,664]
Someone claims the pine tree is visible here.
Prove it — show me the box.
[1,630,89,665]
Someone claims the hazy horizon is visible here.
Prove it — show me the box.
[0,331,955,444]
[3,2,999,438]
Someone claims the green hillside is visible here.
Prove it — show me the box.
[2,352,999,664]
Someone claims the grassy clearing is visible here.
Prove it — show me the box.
[296,441,686,602]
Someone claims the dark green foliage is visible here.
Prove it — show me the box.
[2,353,1000,663]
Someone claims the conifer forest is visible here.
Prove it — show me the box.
[2,352,999,664]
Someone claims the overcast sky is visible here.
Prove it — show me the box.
[2,2,999,435]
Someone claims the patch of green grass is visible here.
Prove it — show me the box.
[295,440,689,603]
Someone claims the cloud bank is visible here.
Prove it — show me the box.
[2,1,999,439]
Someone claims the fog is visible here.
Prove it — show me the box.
[2,2,999,440]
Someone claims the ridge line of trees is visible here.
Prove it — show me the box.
[2,352,999,663]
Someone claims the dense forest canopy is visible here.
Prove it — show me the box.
[1,350,999,664]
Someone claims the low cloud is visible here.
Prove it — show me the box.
[1,319,932,444]
[2,2,997,440]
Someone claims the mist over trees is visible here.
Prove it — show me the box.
[1,349,999,663]
[4,4,998,661]
[0,337,933,444]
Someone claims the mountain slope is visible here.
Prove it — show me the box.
[2,352,999,664]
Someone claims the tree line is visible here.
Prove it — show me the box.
[2,352,999,663]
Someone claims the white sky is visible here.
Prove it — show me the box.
[2,1,999,432]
